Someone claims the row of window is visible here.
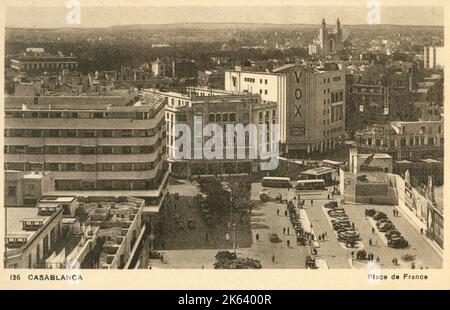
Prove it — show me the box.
[331,91,344,103]
[55,178,160,191]
[208,113,237,123]
[4,125,164,138]
[5,160,161,172]
[5,108,163,120]
[366,136,444,147]
[4,142,162,155]
[20,62,77,70]
[324,127,344,137]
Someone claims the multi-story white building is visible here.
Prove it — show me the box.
[145,87,277,177]
[4,91,168,205]
[423,46,444,69]
[225,63,346,157]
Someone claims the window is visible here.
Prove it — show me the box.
[428,137,434,145]
[102,130,113,137]
[243,113,249,121]
[28,147,43,154]
[66,163,77,171]
[66,146,77,154]
[8,186,16,197]
[48,146,59,154]
[229,113,236,122]
[216,114,222,122]
[31,130,42,137]
[102,146,113,154]
[84,130,95,138]
[121,130,132,137]
[123,146,132,154]
[81,146,96,154]
[47,163,59,171]
[123,163,132,171]
[66,130,77,137]
[264,90,268,95]
[223,114,229,122]
[209,113,215,122]
[48,130,59,137]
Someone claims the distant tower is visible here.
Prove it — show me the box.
[336,18,343,49]
[319,18,328,56]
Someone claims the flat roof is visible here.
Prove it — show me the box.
[419,158,441,163]
[359,153,392,159]
[39,196,77,203]
[323,159,345,165]
[5,207,53,243]
[301,167,336,176]
[395,160,413,164]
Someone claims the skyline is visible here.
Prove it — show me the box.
[5,5,444,29]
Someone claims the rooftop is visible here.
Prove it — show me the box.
[301,166,336,176]
[359,153,392,159]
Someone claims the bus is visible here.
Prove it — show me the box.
[295,179,326,191]
[262,177,291,188]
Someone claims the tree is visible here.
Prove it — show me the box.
[230,178,253,223]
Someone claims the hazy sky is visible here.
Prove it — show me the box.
[5,4,444,28]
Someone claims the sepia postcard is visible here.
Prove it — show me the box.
[0,0,449,290]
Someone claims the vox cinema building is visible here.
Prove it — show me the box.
[225,63,345,157]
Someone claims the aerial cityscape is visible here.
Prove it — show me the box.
[3,4,444,270]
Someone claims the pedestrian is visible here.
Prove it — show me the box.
[160,254,164,262]
[376,256,380,263]
[393,209,396,217]
[318,235,322,241]
[256,233,259,241]
[352,222,355,229]
[411,262,415,269]
[287,240,290,247]
[372,227,375,234]
[277,209,280,215]
[311,199,313,205]
[369,238,372,246]
[285,210,288,216]
[283,227,286,235]
[322,233,325,240]
[272,254,275,263]
[287,227,290,235]
[327,194,330,200]
[325,232,328,238]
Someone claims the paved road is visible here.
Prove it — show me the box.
[344,204,442,269]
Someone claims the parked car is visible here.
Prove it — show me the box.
[373,211,388,221]
[365,209,376,217]
[325,201,338,209]
[388,236,409,249]
[385,230,401,238]
[378,221,395,232]
[259,190,269,202]
[269,233,282,243]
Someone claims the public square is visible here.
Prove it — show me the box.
[150,180,442,269]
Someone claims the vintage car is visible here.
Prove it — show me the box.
[385,230,401,238]
[269,233,282,243]
[259,190,270,202]
[365,209,376,217]
[324,201,338,209]
[388,236,409,249]
[373,211,388,221]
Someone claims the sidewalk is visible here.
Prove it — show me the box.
[395,202,443,257]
